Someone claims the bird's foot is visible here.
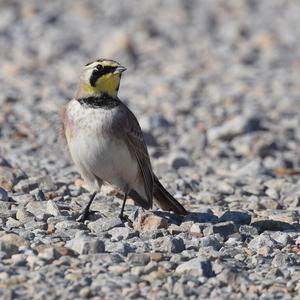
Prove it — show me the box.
[119,213,132,225]
[76,209,90,223]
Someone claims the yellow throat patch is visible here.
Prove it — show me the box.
[83,73,120,97]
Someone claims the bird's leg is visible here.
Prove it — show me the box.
[119,191,128,221]
[76,192,97,222]
[119,189,131,223]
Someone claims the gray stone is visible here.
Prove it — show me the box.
[168,152,191,169]
[207,115,261,142]
[88,217,124,233]
[55,220,82,231]
[108,227,138,241]
[239,225,259,237]
[46,200,61,216]
[152,236,185,253]
[66,232,105,254]
[0,187,8,201]
[272,253,295,268]
[203,221,236,238]
[219,211,251,225]
[14,179,39,193]
[199,235,222,250]
[16,208,34,223]
[269,232,292,246]
[0,241,19,258]
[127,253,150,266]
[24,220,47,231]
[25,201,48,220]
[105,241,135,256]
[176,257,214,277]
[32,189,47,201]
[5,217,21,229]
[248,233,277,251]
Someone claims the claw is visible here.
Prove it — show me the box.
[119,214,132,225]
[76,210,90,223]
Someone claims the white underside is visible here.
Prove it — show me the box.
[65,100,140,194]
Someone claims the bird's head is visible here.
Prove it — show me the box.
[78,59,126,98]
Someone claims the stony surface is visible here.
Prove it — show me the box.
[0,0,300,299]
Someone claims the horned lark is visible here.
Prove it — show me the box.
[63,59,187,222]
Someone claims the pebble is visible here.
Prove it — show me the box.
[46,200,61,216]
[176,257,214,277]
[66,232,105,255]
[203,221,236,238]
[0,187,8,201]
[133,212,169,232]
[248,233,277,252]
[88,217,124,233]
[219,211,251,225]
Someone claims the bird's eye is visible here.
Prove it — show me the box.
[96,65,103,70]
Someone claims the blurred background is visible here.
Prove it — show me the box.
[0,0,300,201]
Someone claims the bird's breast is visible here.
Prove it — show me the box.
[64,100,139,189]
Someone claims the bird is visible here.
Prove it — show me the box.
[63,59,187,222]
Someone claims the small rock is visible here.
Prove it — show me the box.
[0,166,18,190]
[0,187,8,201]
[127,253,150,266]
[0,233,29,258]
[207,115,261,142]
[190,223,204,235]
[265,188,279,200]
[88,217,124,233]
[108,227,138,241]
[199,235,222,250]
[219,211,251,225]
[134,213,168,232]
[248,233,277,252]
[272,253,295,268]
[108,264,130,274]
[268,211,299,224]
[25,201,48,220]
[55,220,82,231]
[239,225,259,237]
[14,179,39,193]
[66,232,105,254]
[32,189,47,201]
[203,221,236,238]
[38,247,62,261]
[217,182,234,195]
[46,201,61,216]
[5,217,21,229]
[176,257,214,277]
[152,236,185,253]
[148,252,163,262]
[269,232,292,246]
[16,208,34,223]
[24,220,47,230]
[168,152,191,169]
[105,241,135,256]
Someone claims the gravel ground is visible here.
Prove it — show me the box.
[0,0,300,299]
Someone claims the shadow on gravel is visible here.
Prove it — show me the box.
[252,220,300,234]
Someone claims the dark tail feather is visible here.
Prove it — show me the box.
[153,176,188,215]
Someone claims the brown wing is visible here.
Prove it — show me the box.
[112,103,154,205]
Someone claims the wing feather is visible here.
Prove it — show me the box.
[111,103,154,205]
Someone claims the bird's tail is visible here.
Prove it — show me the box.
[153,176,188,215]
